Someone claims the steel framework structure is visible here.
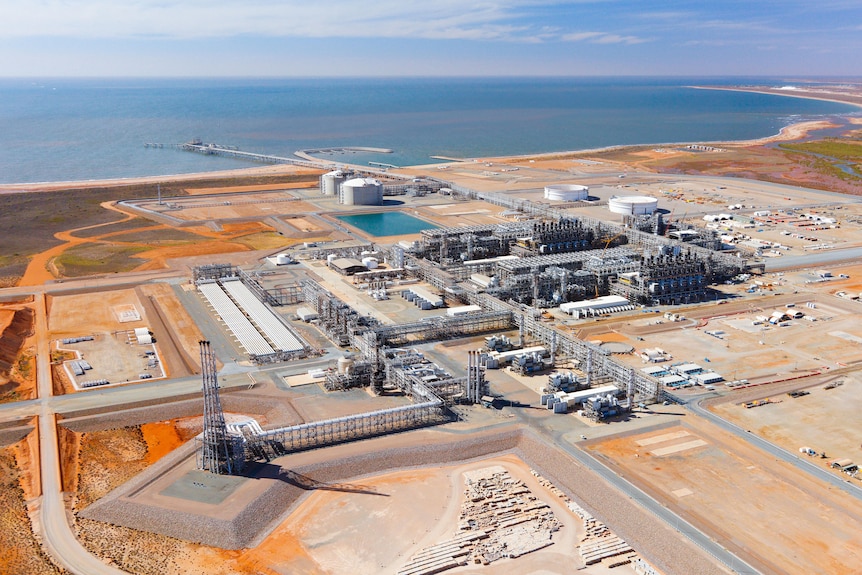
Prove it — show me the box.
[439,184,748,278]
[238,268,302,306]
[255,400,445,453]
[197,341,245,474]
[361,311,513,348]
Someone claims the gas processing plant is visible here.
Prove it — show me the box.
[188,179,751,475]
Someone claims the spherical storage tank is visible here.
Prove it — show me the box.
[320,170,347,196]
[608,195,658,216]
[339,178,383,205]
[544,184,589,201]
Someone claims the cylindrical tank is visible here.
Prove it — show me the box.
[327,254,337,264]
[544,184,589,201]
[337,356,354,375]
[362,257,379,269]
[339,178,383,205]
[320,170,346,196]
[276,254,290,265]
[608,195,658,215]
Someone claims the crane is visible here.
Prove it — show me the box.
[595,232,626,297]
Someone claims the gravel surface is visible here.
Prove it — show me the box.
[79,425,727,574]
[61,390,300,433]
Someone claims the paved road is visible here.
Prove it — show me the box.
[687,398,862,501]
[765,246,862,271]
[32,293,130,575]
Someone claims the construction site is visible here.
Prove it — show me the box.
[2,130,862,575]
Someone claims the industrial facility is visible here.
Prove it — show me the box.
[339,177,384,205]
[11,130,862,575]
[166,158,761,482]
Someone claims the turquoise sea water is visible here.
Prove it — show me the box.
[0,77,858,184]
[337,212,439,237]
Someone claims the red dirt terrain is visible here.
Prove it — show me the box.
[0,431,62,575]
[0,303,36,403]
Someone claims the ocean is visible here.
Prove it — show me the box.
[0,77,858,185]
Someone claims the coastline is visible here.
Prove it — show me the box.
[0,116,855,192]
[438,116,847,163]
[690,84,862,111]
[0,163,313,194]
[710,119,841,146]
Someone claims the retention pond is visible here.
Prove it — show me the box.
[336,212,439,237]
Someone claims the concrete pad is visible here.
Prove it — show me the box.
[159,469,248,505]
[283,373,321,387]
[650,439,708,456]
[636,430,691,446]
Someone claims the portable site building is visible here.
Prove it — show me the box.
[672,363,703,376]
[691,371,724,385]
[659,374,687,387]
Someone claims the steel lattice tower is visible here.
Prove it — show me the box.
[198,340,242,474]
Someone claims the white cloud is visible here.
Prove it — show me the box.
[0,0,566,41]
[593,34,647,44]
[561,31,605,42]
[0,0,658,48]
[562,31,648,44]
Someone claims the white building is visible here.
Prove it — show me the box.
[446,304,482,317]
[134,327,152,345]
[560,295,633,317]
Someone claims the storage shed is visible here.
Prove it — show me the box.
[296,307,319,322]
[134,327,152,345]
[329,258,368,276]
[830,458,858,472]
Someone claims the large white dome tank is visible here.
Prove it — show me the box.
[321,170,347,196]
[544,184,589,201]
[608,195,658,216]
[339,177,383,205]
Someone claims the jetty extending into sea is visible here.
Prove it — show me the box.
[145,140,395,169]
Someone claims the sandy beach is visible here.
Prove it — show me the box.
[0,163,313,194]
[715,119,842,146]
[691,84,862,110]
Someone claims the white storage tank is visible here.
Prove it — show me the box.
[544,184,589,201]
[327,254,338,264]
[337,356,354,374]
[275,253,291,265]
[362,257,379,269]
[320,170,347,196]
[608,195,658,216]
[339,177,383,205]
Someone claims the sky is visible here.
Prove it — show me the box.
[1,0,861,77]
